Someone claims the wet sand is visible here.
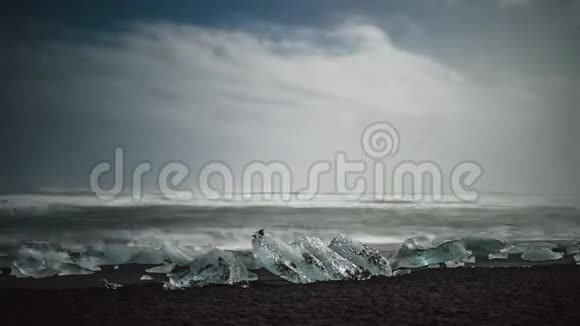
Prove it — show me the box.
[1,264,580,325]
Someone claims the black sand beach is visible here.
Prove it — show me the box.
[2,264,579,325]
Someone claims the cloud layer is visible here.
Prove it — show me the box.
[0,20,577,195]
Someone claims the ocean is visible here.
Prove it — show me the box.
[0,192,578,252]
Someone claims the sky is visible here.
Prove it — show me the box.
[0,0,578,197]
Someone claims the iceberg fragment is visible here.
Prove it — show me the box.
[58,264,96,276]
[390,237,471,269]
[464,256,476,264]
[251,230,329,283]
[328,234,391,277]
[168,249,256,288]
[521,247,563,262]
[102,278,123,290]
[427,264,440,269]
[11,245,73,278]
[392,269,411,276]
[162,281,183,291]
[140,274,154,281]
[503,241,558,254]
[445,261,465,268]
[564,245,580,255]
[233,250,262,270]
[292,236,366,281]
[460,237,504,256]
[573,254,580,263]
[160,242,195,265]
[488,252,508,260]
[146,263,176,274]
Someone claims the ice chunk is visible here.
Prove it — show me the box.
[251,230,329,283]
[392,269,411,276]
[488,252,508,260]
[503,241,558,254]
[58,264,96,276]
[573,254,580,263]
[146,263,176,274]
[564,245,580,255]
[84,243,164,265]
[460,237,504,256]
[161,242,195,265]
[168,249,257,288]
[102,278,123,290]
[11,245,73,278]
[113,265,119,270]
[292,236,367,281]
[140,274,154,281]
[391,238,471,269]
[328,234,392,277]
[73,256,102,272]
[445,261,465,268]
[427,264,440,269]
[521,247,563,261]
[84,243,137,265]
[162,281,183,291]
[129,247,165,265]
[233,250,262,270]
[464,256,476,264]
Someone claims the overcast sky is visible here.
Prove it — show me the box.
[0,0,578,197]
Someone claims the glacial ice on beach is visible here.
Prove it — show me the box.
[292,236,367,281]
[573,254,580,263]
[392,269,411,276]
[488,252,508,260]
[390,237,471,269]
[251,230,329,283]
[520,247,563,262]
[102,278,123,290]
[252,230,387,283]
[445,261,465,268]
[168,249,256,288]
[10,245,75,278]
[564,245,580,255]
[146,263,176,274]
[140,274,154,281]
[328,234,392,277]
[502,241,558,254]
[460,237,504,256]
[464,256,476,264]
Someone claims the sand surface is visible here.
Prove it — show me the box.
[1,264,580,325]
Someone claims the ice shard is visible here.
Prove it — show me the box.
[520,247,563,262]
[146,263,176,274]
[488,252,508,260]
[502,241,558,254]
[328,234,391,277]
[168,249,257,288]
[292,236,366,281]
[58,264,96,276]
[392,269,411,276]
[251,229,328,283]
[445,261,465,268]
[11,245,74,279]
[102,278,123,290]
[390,237,471,269]
[140,274,154,281]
